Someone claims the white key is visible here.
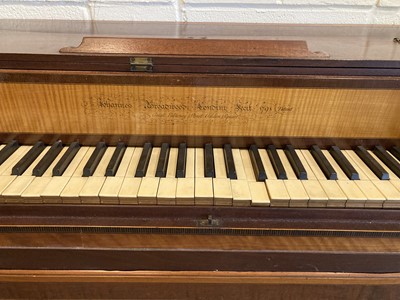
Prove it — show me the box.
[0,146,31,203]
[145,147,160,177]
[60,147,95,204]
[213,148,232,206]
[230,149,251,206]
[195,148,205,178]
[342,151,385,208]
[285,179,309,208]
[266,180,290,207]
[231,149,246,180]
[157,177,177,205]
[259,149,277,180]
[322,150,366,208]
[2,146,51,204]
[354,180,386,208]
[302,180,329,207]
[230,179,251,206]
[277,150,297,179]
[301,150,347,207]
[213,148,226,179]
[21,147,68,203]
[100,147,135,205]
[137,177,159,205]
[156,147,178,205]
[115,147,135,177]
[117,147,143,204]
[166,148,178,178]
[346,150,400,207]
[249,181,270,206]
[195,177,213,205]
[186,148,195,178]
[99,177,125,205]
[276,149,309,207]
[119,146,143,205]
[176,148,195,205]
[295,150,328,207]
[258,149,290,207]
[213,178,233,206]
[247,148,274,207]
[194,148,213,205]
[176,178,195,206]
[240,149,256,182]
[137,148,161,205]
[41,147,89,204]
[79,147,116,204]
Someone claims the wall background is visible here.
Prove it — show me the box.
[0,0,398,24]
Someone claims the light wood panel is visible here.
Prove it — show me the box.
[0,82,398,138]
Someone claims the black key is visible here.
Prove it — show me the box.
[33,140,63,177]
[105,142,126,177]
[284,144,307,180]
[310,145,337,180]
[52,142,80,176]
[223,144,237,180]
[156,143,170,177]
[135,143,152,177]
[204,143,215,178]
[389,146,400,161]
[249,144,267,181]
[373,145,400,178]
[176,143,187,178]
[12,141,46,175]
[266,144,287,179]
[355,146,389,180]
[0,140,19,165]
[83,142,107,177]
[329,145,359,180]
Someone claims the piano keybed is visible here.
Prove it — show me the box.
[0,140,399,208]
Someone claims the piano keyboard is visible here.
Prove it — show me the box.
[0,140,399,208]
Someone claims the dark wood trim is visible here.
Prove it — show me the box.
[1,60,400,77]
[1,69,399,89]
[2,53,400,69]
[0,270,399,300]
[0,248,399,273]
[0,134,398,149]
[0,205,399,231]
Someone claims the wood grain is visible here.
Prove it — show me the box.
[0,82,398,139]
[0,270,399,299]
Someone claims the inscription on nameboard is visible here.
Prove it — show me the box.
[82,95,294,126]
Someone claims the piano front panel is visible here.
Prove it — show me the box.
[0,81,399,139]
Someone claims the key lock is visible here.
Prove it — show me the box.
[198,215,221,227]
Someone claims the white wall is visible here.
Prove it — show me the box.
[0,0,398,24]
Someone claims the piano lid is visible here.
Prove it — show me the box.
[0,20,399,75]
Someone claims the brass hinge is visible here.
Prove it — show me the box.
[130,57,153,72]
